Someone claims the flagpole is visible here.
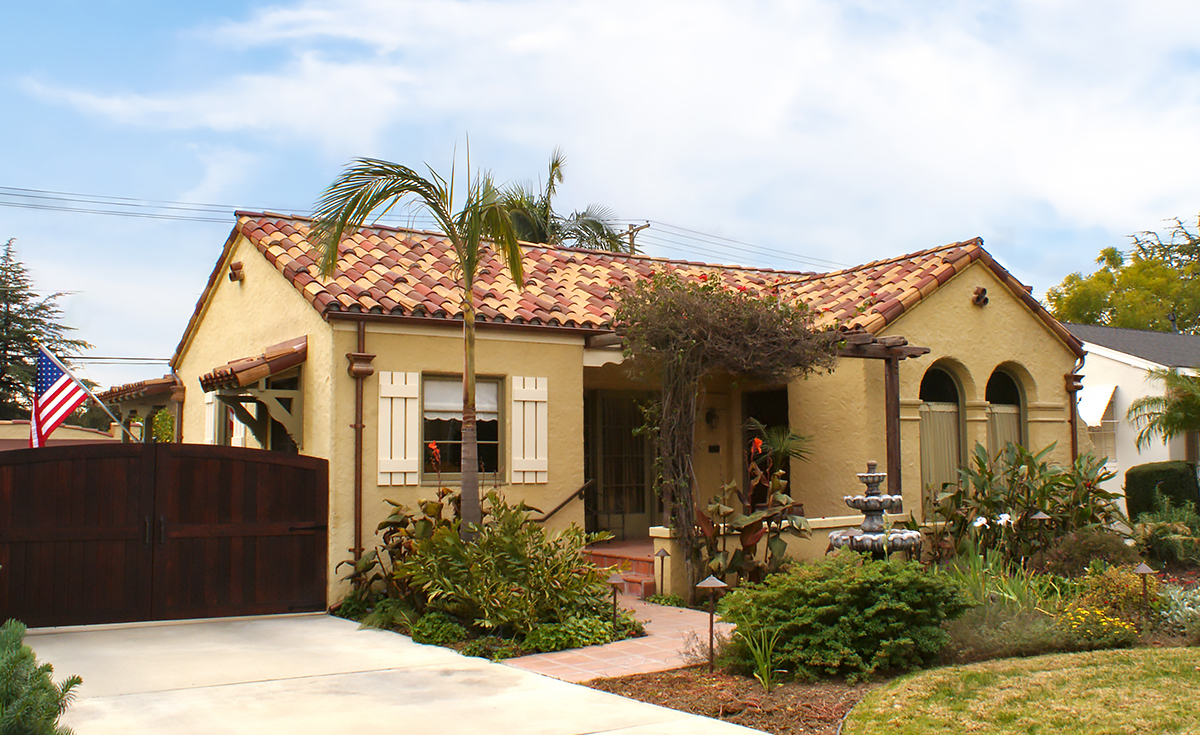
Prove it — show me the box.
[34,339,140,442]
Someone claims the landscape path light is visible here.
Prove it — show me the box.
[607,572,625,630]
[696,575,728,672]
[1134,562,1155,616]
[655,548,670,598]
[1028,510,1051,556]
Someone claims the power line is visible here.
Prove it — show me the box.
[1,185,847,272]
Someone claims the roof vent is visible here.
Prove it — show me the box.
[228,261,245,282]
[971,287,988,307]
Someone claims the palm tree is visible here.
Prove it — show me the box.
[309,156,524,528]
[1127,367,1200,450]
[504,148,626,252]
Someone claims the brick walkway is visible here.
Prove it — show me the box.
[504,596,734,682]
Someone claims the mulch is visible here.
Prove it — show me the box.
[586,666,876,735]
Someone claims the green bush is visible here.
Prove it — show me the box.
[1134,491,1200,567]
[1043,528,1140,578]
[1056,604,1139,649]
[523,617,613,653]
[396,492,611,635]
[1,619,82,735]
[718,552,971,681]
[942,603,1070,664]
[359,597,415,632]
[409,611,468,645]
[645,593,686,608]
[1156,585,1200,638]
[460,636,526,662]
[1126,461,1199,521]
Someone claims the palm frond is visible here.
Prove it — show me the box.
[561,205,624,252]
[1126,368,1200,450]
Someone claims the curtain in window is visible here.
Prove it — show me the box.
[920,402,960,515]
[987,405,1022,457]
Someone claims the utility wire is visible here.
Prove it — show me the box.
[1,185,847,271]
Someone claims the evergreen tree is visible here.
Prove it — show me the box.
[0,239,91,419]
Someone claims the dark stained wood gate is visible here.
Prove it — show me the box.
[0,443,327,628]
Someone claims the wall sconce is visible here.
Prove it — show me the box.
[704,408,719,428]
[971,286,988,307]
[228,261,245,282]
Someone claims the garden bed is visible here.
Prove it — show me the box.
[587,666,877,735]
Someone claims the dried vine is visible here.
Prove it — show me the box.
[612,271,841,597]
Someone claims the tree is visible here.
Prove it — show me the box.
[1127,368,1200,450]
[309,156,524,529]
[503,148,626,252]
[1046,217,1200,334]
[0,238,90,419]
[612,272,840,597]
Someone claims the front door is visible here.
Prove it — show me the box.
[584,391,654,539]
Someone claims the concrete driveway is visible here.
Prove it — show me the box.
[27,614,761,734]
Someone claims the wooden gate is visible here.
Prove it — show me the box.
[0,444,327,628]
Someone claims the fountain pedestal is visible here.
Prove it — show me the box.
[828,460,922,558]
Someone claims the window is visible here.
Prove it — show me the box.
[379,373,547,486]
[1087,399,1118,464]
[422,377,500,475]
[919,366,962,518]
[986,370,1024,456]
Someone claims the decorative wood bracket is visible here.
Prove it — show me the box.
[215,380,303,449]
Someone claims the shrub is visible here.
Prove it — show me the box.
[645,593,686,608]
[359,597,415,633]
[1056,604,1139,649]
[1078,565,1160,618]
[1157,584,1200,638]
[1043,528,1140,578]
[460,636,526,662]
[718,552,971,681]
[523,617,612,653]
[396,492,612,635]
[1134,491,1200,567]
[409,611,468,645]
[1126,461,1200,521]
[1,619,82,735]
[926,443,1121,565]
[942,603,1070,664]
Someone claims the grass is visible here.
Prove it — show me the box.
[843,646,1200,734]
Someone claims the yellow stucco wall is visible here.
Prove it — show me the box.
[785,261,1080,527]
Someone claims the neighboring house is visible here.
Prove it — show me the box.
[117,212,1083,602]
[0,420,119,451]
[1064,323,1200,502]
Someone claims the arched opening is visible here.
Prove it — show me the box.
[919,366,962,517]
[986,369,1024,456]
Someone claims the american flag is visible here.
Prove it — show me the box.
[30,343,90,448]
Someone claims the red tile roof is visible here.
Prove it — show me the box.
[97,376,179,405]
[174,212,1083,361]
[198,336,308,391]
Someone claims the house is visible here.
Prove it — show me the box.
[1064,323,1200,503]
[110,212,1084,603]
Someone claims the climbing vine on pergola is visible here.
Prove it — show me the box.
[612,271,841,594]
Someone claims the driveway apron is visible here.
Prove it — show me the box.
[27,614,762,735]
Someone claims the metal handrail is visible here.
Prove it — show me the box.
[535,479,595,523]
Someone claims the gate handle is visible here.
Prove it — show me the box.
[144,517,151,545]
[159,516,166,545]
[288,523,328,533]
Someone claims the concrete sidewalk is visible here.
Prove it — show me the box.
[27,614,760,735]
[506,595,734,682]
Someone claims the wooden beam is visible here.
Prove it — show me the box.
[884,357,902,499]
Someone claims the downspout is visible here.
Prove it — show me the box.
[346,321,376,561]
[1065,357,1085,462]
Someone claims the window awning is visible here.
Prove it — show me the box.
[199,336,307,392]
[1077,383,1117,427]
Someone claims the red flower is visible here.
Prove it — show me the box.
[751,437,764,456]
[427,441,441,464]
[698,273,709,282]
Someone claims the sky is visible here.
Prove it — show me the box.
[4,0,1200,389]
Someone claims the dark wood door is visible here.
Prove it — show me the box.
[151,445,328,620]
[0,444,327,627]
[0,444,155,628]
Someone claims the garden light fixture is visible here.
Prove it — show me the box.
[1134,562,1155,614]
[655,548,670,597]
[696,575,728,672]
[607,572,625,629]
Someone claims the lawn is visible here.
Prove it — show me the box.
[842,646,1200,734]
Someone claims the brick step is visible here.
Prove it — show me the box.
[618,572,655,599]
[583,551,656,578]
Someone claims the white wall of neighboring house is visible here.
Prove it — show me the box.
[1077,341,1194,510]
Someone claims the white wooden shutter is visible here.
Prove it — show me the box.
[204,393,217,445]
[511,376,549,484]
[379,372,421,485]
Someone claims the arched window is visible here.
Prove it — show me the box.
[986,370,1024,456]
[919,366,962,516]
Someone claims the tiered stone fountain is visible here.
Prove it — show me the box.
[828,460,922,557]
